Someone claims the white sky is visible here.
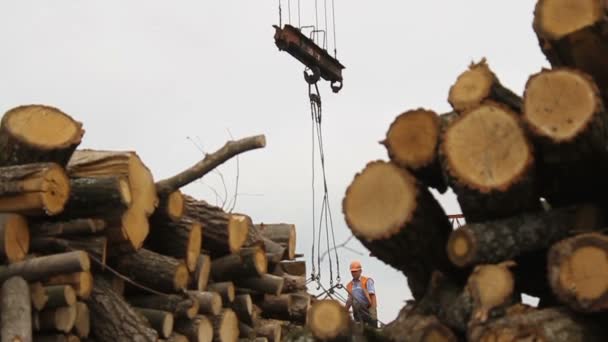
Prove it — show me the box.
[0,1,548,323]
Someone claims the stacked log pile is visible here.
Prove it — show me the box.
[335,1,608,341]
[0,104,315,342]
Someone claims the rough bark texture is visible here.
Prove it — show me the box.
[255,223,296,260]
[128,294,199,320]
[60,177,130,218]
[187,290,222,316]
[133,308,174,338]
[272,260,306,277]
[384,311,457,342]
[145,217,202,272]
[85,277,158,342]
[0,251,90,283]
[114,248,188,293]
[230,294,253,325]
[236,274,284,296]
[32,218,106,237]
[1,276,32,342]
[280,275,306,294]
[30,236,108,267]
[211,246,267,282]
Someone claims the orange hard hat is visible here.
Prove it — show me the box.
[350,260,362,271]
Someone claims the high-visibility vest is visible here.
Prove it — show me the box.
[347,276,373,305]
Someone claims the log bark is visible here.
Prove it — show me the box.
[155,135,266,195]
[0,213,29,263]
[74,302,90,338]
[381,109,448,193]
[289,293,310,324]
[306,300,350,341]
[263,237,286,264]
[468,306,607,342]
[192,254,211,291]
[238,322,256,339]
[151,190,185,223]
[230,294,253,325]
[1,276,32,342]
[128,294,199,320]
[255,223,297,260]
[134,308,174,339]
[533,0,608,102]
[207,282,235,304]
[236,274,284,296]
[185,195,250,258]
[342,161,459,299]
[145,217,202,272]
[187,290,223,316]
[448,58,522,113]
[166,333,188,342]
[32,218,106,237]
[211,246,267,281]
[272,260,306,277]
[45,271,93,300]
[0,251,89,283]
[447,204,604,267]
[35,305,77,333]
[255,319,282,342]
[280,274,306,294]
[60,177,131,218]
[260,294,291,320]
[174,315,213,342]
[114,248,189,292]
[44,285,77,309]
[548,232,608,312]
[30,236,108,267]
[85,277,157,342]
[440,102,539,222]
[205,309,239,342]
[523,68,608,206]
[384,311,457,342]
[0,105,83,167]
[0,162,70,216]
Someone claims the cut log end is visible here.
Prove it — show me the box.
[0,213,29,263]
[197,316,213,342]
[307,300,350,340]
[187,222,203,272]
[468,263,515,323]
[384,109,440,169]
[42,164,71,215]
[4,105,83,149]
[534,0,603,40]
[115,207,150,251]
[523,68,601,142]
[228,214,250,253]
[218,309,238,342]
[447,228,476,267]
[343,161,418,240]
[167,190,185,221]
[443,102,532,191]
[174,263,190,291]
[448,59,496,112]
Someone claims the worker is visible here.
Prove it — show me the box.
[345,260,377,328]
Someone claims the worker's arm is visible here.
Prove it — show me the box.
[345,295,352,311]
[369,293,377,308]
[367,279,377,308]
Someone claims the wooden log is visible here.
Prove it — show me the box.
[238,322,255,339]
[114,248,189,292]
[45,272,93,300]
[211,246,267,282]
[0,251,89,283]
[32,218,106,237]
[447,204,604,267]
[230,294,253,325]
[0,105,83,167]
[35,305,77,333]
[166,333,189,342]
[30,236,108,267]
[128,294,200,320]
[207,282,235,304]
[440,102,538,222]
[548,232,608,312]
[307,300,350,341]
[280,274,306,294]
[205,309,238,342]
[236,274,284,296]
[85,277,157,341]
[1,276,32,342]
[30,282,48,311]
[384,311,457,342]
[0,162,70,216]
[448,58,522,113]
[381,109,448,193]
[104,207,150,253]
[187,291,223,316]
[184,195,249,257]
[254,319,282,342]
[44,285,77,309]
[262,237,286,264]
[255,223,296,260]
[151,190,185,223]
[134,308,174,339]
[342,161,458,299]
[272,260,306,277]
[73,302,90,339]
[155,135,266,196]
[146,217,202,272]
[0,213,29,263]
[34,335,80,342]
[260,294,291,320]
[523,68,608,205]
[289,293,310,324]
[62,176,131,219]
[468,306,607,342]
[192,254,211,291]
[174,315,213,342]
[533,0,608,102]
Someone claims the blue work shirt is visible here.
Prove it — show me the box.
[351,278,375,307]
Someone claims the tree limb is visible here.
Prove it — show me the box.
[156,135,266,195]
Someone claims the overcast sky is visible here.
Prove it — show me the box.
[0,1,548,323]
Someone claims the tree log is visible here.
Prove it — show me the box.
[174,315,213,342]
[45,272,93,300]
[187,291,223,316]
[35,305,77,333]
[0,251,89,283]
[255,223,296,260]
[384,311,457,342]
[184,195,249,257]
[280,274,306,294]
[166,333,189,342]
[85,277,157,341]
[128,294,199,320]
[0,162,70,216]
[30,282,48,311]
[44,285,77,309]
[207,282,235,304]
[236,274,284,296]
[31,236,108,267]
[74,302,90,339]
[151,190,185,223]
[1,276,32,342]
[263,237,286,264]
[448,58,521,113]
[533,0,608,102]
[272,260,306,277]
[193,254,211,291]
[155,135,266,195]
[114,248,189,292]
[260,294,291,320]
[230,294,253,325]
[306,300,350,341]
[289,293,310,324]
[211,246,267,282]
[238,322,256,339]
[0,105,83,167]
[548,232,608,312]
[447,204,604,267]
[60,177,131,218]
[146,217,202,272]
[523,68,608,205]
[32,218,106,237]
[0,213,29,263]
[381,109,448,192]
[205,309,239,342]
[342,161,458,299]
[134,308,174,339]
[33,334,80,342]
